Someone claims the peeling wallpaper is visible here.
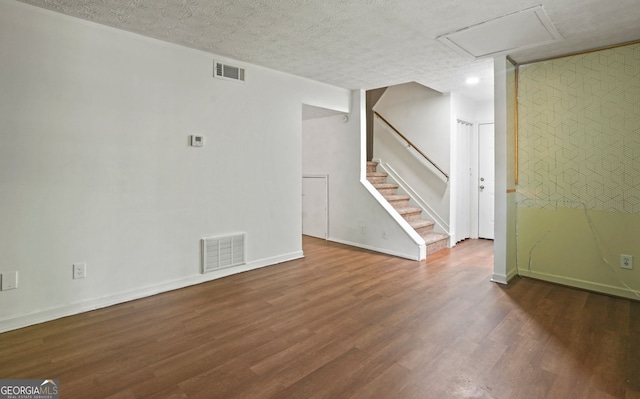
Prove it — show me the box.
[517,43,640,213]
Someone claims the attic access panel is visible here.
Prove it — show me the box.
[437,5,562,59]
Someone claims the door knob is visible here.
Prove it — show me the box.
[480,177,485,181]
[480,185,485,190]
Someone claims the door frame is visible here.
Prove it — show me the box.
[452,119,495,244]
[454,118,475,243]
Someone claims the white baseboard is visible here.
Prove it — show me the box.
[328,237,424,261]
[517,269,640,301]
[491,267,518,285]
[490,274,509,284]
[0,251,303,334]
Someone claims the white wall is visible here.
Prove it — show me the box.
[451,92,477,124]
[372,83,452,229]
[302,91,423,260]
[0,0,350,332]
[374,83,451,171]
[476,99,495,123]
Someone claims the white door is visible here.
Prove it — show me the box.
[455,120,473,243]
[302,176,328,239]
[478,124,495,239]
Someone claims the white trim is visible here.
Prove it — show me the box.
[0,251,303,334]
[328,237,425,261]
[451,118,475,244]
[360,178,426,247]
[491,267,518,284]
[518,269,640,301]
[493,56,510,284]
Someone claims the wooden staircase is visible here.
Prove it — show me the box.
[367,161,448,255]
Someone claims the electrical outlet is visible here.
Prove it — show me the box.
[382,230,388,239]
[621,254,633,270]
[361,226,367,235]
[73,263,87,279]
[1,271,18,290]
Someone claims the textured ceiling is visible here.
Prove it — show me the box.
[16,0,640,101]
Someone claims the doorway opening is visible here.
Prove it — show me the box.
[455,120,495,243]
[302,175,328,239]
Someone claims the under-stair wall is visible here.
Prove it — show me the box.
[367,162,448,255]
[302,90,426,260]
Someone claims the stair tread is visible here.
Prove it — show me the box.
[367,164,448,253]
[385,194,410,201]
[396,206,422,214]
[373,183,398,188]
[409,219,435,228]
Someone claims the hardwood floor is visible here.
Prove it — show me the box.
[1,237,639,398]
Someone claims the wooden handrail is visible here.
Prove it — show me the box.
[373,111,449,181]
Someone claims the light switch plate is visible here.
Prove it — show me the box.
[190,135,204,147]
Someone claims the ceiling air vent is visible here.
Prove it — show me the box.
[201,233,246,273]
[214,61,246,83]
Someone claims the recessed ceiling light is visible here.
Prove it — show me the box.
[466,77,480,85]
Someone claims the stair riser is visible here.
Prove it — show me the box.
[401,211,422,222]
[377,188,398,196]
[414,225,435,235]
[366,165,378,173]
[426,239,448,255]
[388,199,411,208]
[367,176,387,184]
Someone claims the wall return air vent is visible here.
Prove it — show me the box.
[214,61,246,83]
[201,233,246,273]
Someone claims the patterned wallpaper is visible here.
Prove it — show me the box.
[517,43,640,213]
